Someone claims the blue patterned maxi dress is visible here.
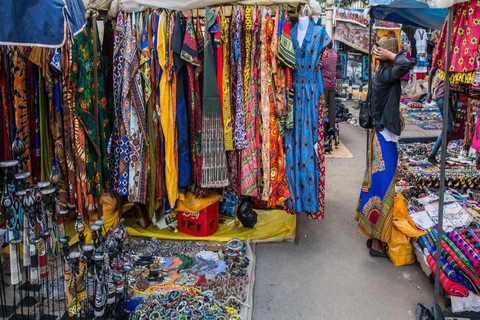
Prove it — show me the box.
[285,21,331,215]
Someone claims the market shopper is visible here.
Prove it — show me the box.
[355,37,411,258]
[320,41,337,132]
[426,66,454,166]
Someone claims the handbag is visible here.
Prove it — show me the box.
[359,89,373,129]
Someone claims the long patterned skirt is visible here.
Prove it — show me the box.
[355,130,397,243]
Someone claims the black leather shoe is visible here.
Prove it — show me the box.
[370,248,388,258]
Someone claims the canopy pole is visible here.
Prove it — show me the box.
[92,7,103,219]
[433,6,453,313]
[366,14,373,166]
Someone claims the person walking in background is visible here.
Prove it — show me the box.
[355,37,411,258]
[426,66,454,166]
[320,42,337,133]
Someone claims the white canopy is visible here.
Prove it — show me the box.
[94,0,305,13]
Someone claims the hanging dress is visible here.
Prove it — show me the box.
[221,15,234,152]
[158,12,178,208]
[268,11,291,207]
[201,7,229,188]
[260,13,271,201]
[285,20,330,217]
[123,15,148,204]
[8,47,32,177]
[172,12,192,188]
[226,11,239,193]
[113,11,130,196]
[240,7,260,197]
[233,7,247,150]
[181,13,202,188]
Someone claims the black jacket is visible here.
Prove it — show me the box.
[372,51,411,136]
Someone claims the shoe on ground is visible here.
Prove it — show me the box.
[427,155,438,166]
[370,248,388,258]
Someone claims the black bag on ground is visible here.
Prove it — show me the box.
[237,197,257,228]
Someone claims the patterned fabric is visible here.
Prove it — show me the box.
[181,13,202,188]
[0,54,13,162]
[277,17,296,70]
[312,94,326,220]
[438,229,480,292]
[274,13,288,119]
[221,15,234,152]
[244,7,253,108]
[355,131,397,242]
[260,15,271,201]
[267,13,291,208]
[227,12,239,193]
[285,21,329,216]
[8,47,32,176]
[433,0,480,85]
[151,11,165,206]
[233,7,247,150]
[449,231,480,274]
[423,247,469,297]
[113,11,130,196]
[172,12,191,188]
[71,23,112,197]
[122,15,148,204]
[241,8,260,197]
[51,78,68,207]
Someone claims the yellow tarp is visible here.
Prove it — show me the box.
[125,209,296,242]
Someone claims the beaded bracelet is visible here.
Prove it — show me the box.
[226,238,244,251]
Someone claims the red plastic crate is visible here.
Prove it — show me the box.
[177,202,219,237]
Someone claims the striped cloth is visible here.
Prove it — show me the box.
[277,17,296,70]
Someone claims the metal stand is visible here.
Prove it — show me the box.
[432,7,453,319]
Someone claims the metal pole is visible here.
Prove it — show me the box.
[92,7,103,220]
[434,7,453,312]
[366,14,373,166]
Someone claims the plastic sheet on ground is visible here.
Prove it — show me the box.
[325,140,354,159]
[64,203,133,247]
[125,209,296,242]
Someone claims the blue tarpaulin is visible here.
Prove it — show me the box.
[0,0,86,48]
[367,0,447,30]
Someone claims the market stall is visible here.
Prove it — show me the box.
[365,0,480,317]
[0,0,334,318]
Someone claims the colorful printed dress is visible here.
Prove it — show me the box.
[285,20,330,217]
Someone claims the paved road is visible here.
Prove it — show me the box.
[253,112,438,320]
